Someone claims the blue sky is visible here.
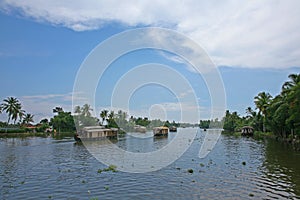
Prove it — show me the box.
[0,1,299,123]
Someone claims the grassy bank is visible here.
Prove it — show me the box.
[222,130,300,151]
[0,132,49,138]
[222,130,274,138]
[0,131,75,139]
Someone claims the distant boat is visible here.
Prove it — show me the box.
[241,126,254,136]
[133,125,147,133]
[169,126,177,132]
[153,127,169,136]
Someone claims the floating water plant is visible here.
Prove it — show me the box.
[98,165,117,173]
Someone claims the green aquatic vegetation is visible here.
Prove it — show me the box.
[98,165,117,173]
[104,186,109,190]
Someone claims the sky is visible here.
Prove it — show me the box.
[0,0,299,123]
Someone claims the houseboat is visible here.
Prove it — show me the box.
[133,125,147,133]
[76,126,118,140]
[153,127,169,136]
[241,126,254,136]
[169,126,177,132]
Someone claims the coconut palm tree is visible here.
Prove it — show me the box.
[22,113,34,125]
[254,92,272,132]
[100,110,108,125]
[108,111,115,120]
[74,105,81,115]
[282,73,300,93]
[1,97,23,124]
[81,104,92,117]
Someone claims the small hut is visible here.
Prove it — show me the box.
[153,127,169,136]
[241,126,254,136]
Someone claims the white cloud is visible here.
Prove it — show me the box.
[16,93,75,122]
[1,0,300,69]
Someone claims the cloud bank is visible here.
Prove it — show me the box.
[1,0,300,68]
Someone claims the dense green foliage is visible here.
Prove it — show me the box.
[50,107,76,133]
[1,73,299,141]
[222,73,300,139]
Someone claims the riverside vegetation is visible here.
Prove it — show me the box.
[0,73,299,150]
[199,73,300,150]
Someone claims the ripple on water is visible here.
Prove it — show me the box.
[0,129,300,199]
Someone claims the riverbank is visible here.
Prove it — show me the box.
[0,132,75,139]
[0,132,48,138]
[222,130,300,151]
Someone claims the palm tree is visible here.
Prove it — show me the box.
[100,110,108,125]
[81,104,92,117]
[1,97,23,124]
[282,73,300,93]
[17,106,26,124]
[108,111,115,120]
[254,92,272,132]
[285,76,300,137]
[23,113,34,125]
[74,105,81,115]
[245,107,256,118]
[53,107,63,114]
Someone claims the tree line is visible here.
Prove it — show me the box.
[0,98,180,133]
[219,73,300,139]
[1,73,298,138]
[0,97,34,126]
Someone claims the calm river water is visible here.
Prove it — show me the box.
[0,128,300,199]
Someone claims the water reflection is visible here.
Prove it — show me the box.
[263,139,300,198]
[0,131,299,199]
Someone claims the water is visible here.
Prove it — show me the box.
[0,128,300,199]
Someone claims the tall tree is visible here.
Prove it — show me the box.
[254,92,272,132]
[50,108,75,133]
[53,107,63,113]
[285,76,300,137]
[23,113,34,125]
[100,110,108,125]
[282,73,300,94]
[1,97,23,124]
[81,104,92,117]
[74,105,81,115]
